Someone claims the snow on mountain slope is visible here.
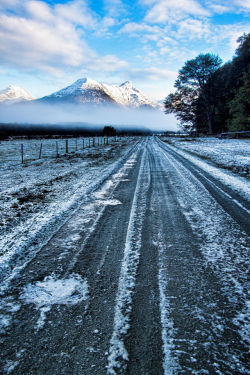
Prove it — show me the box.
[0,85,34,103]
[41,78,160,109]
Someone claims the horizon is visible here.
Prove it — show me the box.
[0,0,249,102]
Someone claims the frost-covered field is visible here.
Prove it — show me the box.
[160,136,250,176]
[0,136,137,283]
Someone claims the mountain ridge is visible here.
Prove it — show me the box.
[39,78,161,109]
[0,78,162,110]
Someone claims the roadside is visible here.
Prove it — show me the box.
[159,136,250,177]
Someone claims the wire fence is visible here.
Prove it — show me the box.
[0,136,120,165]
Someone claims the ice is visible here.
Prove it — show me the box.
[20,273,89,307]
[20,273,89,329]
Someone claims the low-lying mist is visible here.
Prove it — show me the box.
[0,102,178,132]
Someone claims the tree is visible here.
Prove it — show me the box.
[227,69,250,131]
[164,88,199,133]
[203,33,249,133]
[165,53,222,134]
[103,126,116,136]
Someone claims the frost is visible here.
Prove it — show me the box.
[20,274,89,329]
[0,137,138,294]
[107,148,150,374]
[20,273,89,307]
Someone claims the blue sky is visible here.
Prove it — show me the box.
[0,0,249,100]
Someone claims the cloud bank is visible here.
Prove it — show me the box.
[0,102,178,131]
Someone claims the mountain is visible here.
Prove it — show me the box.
[40,78,160,109]
[0,85,34,103]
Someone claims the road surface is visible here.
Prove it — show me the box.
[1,137,249,374]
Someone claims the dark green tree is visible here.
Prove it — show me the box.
[165,53,222,134]
[204,33,250,133]
[103,126,116,136]
[227,69,250,131]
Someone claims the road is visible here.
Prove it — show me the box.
[1,137,249,375]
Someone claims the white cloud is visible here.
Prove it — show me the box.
[206,3,231,14]
[104,0,126,17]
[206,0,250,13]
[235,0,250,9]
[0,0,127,76]
[176,18,212,39]
[55,0,97,29]
[26,1,54,21]
[127,67,177,82]
[141,0,210,24]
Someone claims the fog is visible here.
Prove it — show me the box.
[0,102,178,132]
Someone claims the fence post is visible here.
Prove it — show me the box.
[66,139,68,153]
[89,138,91,147]
[93,137,95,147]
[39,143,42,159]
[107,136,109,145]
[75,139,78,151]
[56,141,59,158]
[21,144,24,163]
[82,139,84,149]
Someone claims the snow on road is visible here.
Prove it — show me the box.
[107,147,150,374]
[20,274,89,329]
[158,137,250,202]
[0,137,138,292]
[0,136,249,375]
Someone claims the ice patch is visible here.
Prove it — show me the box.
[4,360,19,374]
[102,199,122,206]
[20,274,89,329]
[0,297,21,334]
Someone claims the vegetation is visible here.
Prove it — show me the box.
[102,126,116,136]
[164,33,250,134]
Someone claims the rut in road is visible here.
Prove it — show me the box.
[0,137,249,375]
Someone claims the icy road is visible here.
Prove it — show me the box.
[1,137,249,374]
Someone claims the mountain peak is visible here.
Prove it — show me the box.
[40,77,160,109]
[74,77,99,86]
[120,81,133,89]
[0,85,34,102]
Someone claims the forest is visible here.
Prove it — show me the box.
[164,33,250,135]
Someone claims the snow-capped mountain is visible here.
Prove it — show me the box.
[0,85,34,103]
[40,78,160,109]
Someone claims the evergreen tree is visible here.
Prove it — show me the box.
[165,54,222,134]
[227,69,250,131]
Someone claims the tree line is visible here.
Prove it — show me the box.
[164,33,250,135]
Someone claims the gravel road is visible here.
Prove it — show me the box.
[1,137,249,375]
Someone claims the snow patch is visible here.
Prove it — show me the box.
[20,274,89,329]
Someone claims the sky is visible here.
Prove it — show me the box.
[0,0,249,101]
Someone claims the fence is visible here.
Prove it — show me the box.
[0,136,120,165]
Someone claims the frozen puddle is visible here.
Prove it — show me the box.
[20,274,89,329]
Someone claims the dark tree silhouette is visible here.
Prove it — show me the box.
[103,126,116,136]
[165,53,222,134]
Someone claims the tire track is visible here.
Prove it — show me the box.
[107,145,151,374]
[151,139,249,374]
